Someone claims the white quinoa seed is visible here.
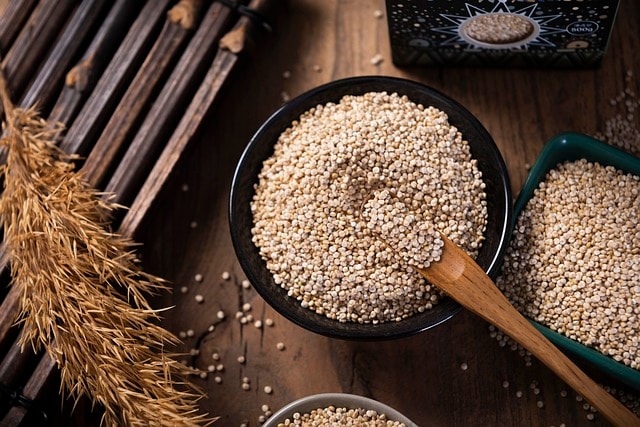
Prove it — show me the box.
[497,160,640,369]
[195,294,204,303]
[222,271,231,280]
[276,342,285,351]
[251,91,487,324]
[264,385,273,394]
[265,318,274,327]
[216,310,225,320]
[194,273,203,282]
[370,53,384,65]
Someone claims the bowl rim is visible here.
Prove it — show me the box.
[229,75,512,340]
[262,392,419,427]
[513,131,640,392]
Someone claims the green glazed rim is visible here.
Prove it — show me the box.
[513,132,640,392]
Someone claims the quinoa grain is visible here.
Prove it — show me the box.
[277,406,407,426]
[497,160,640,369]
[251,91,487,323]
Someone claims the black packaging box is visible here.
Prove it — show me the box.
[386,0,620,67]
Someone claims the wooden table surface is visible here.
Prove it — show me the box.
[129,1,640,426]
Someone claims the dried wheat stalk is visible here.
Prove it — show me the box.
[0,72,213,425]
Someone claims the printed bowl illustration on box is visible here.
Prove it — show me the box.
[262,393,419,427]
[510,132,640,392]
[229,75,512,340]
[386,0,621,68]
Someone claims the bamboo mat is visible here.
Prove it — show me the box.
[0,0,272,424]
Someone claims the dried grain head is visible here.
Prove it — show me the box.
[0,82,213,425]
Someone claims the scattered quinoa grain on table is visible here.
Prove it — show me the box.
[497,159,640,369]
[251,91,487,323]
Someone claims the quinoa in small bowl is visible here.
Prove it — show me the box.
[229,76,512,340]
[261,393,418,427]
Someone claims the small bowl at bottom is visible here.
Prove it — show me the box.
[262,393,419,427]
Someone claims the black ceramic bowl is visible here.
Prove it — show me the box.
[229,76,512,340]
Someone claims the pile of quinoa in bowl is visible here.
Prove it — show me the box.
[496,133,640,389]
[262,393,417,427]
[230,76,512,339]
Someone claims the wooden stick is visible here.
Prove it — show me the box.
[0,332,40,386]
[48,0,141,128]
[105,1,236,207]
[120,0,272,235]
[19,0,111,115]
[0,285,19,353]
[0,0,38,55]
[59,0,172,156]
[0,0,76,113]
[1,355,56,425]
[80,0,204,189]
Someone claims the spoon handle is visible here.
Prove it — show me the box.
[417,236,640,427]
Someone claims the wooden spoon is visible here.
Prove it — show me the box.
[416,234,640,427]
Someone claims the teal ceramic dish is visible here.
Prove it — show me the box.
[514,132,640,392]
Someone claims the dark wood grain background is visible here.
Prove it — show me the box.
[3,0,634,425]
